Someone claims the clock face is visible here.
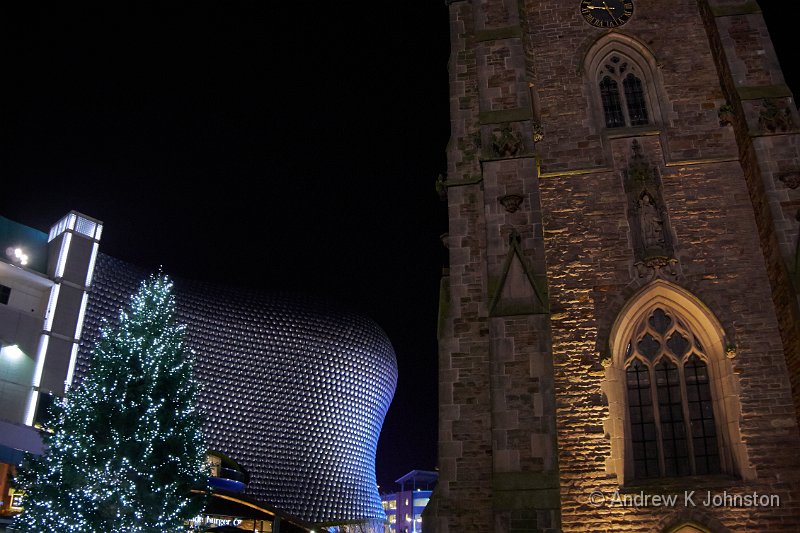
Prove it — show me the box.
[580,0,634,28]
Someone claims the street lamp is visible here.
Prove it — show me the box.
[6,247,29,266]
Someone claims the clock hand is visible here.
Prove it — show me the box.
[603,2,615,15]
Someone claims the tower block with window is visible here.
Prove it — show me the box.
[429,0,800,532]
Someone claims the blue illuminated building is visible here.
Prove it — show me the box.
[0,212,398,532]
[381,470,437,533]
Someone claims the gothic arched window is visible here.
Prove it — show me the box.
[624,306,721,479]
[597,54,651,128]
[606,281,752,486]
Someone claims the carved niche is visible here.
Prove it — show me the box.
[624,140,677,277]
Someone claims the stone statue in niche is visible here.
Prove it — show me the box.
[638,192,665,249]
[624,140,677,278]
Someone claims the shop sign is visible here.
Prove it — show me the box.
[189,514,243,528]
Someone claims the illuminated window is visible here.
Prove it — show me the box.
[207,454,222,477]
[9,487,24,511]
[388,499,396,510]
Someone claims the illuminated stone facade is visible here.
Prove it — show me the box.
[78,254,397,529]
[429,1,800,531]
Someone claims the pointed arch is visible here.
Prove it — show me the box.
[609,280,726,367]
[602,280,753,484]
[667,525,711,533]
[660,511,733,533]
[583,33,666,130]
[488,230,548,316]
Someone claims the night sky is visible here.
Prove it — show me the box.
[1,3,795,492]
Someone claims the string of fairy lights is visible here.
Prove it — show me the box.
[14,276,208,532]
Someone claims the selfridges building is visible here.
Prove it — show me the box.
[77,254,398,529]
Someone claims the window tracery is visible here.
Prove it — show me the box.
[605,281,753,485]
[598,54,650,128]
[624,305,721,479]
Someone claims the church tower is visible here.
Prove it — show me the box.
[428,1,800,531]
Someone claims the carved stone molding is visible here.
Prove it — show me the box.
[491,124,524,158]
[778,170,800,190]
[627,140,650,182]
[758,98,796,134]
[499,194,524,213]
[488,228,548,316]
[532,121,544,143]
[718,104,735,126]
[726,344,737,360]
[635,256,679,279]
[435,173,448,201]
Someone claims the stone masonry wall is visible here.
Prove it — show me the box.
[528,0,800,531]
[433,0,800,532]
[433,0,561,531]
[700,0,800,428]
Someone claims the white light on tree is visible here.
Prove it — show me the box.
[14,275,208,532]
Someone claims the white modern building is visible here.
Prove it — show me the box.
[0,212,102,524]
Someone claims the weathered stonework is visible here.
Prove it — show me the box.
[427,1,800,532]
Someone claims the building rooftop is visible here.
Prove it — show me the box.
[394,470,438,491]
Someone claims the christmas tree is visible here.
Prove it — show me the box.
[15,275,208,532]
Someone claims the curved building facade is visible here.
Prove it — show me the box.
[77,254,397,526]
